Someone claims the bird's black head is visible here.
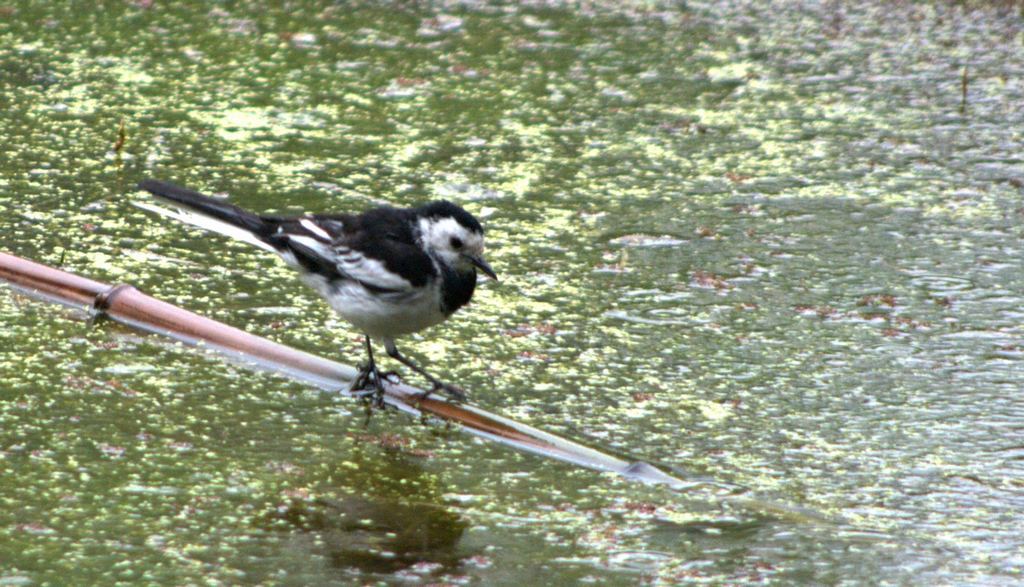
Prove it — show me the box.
[415,200,496,280]
[417,200,484,234]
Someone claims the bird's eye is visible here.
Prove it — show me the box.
[450,236,463,249]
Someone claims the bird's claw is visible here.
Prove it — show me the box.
[416,382,467,403]
[379,370,402,384]
[350,363,387,409]
[350,362,373,391]
[351,388,386,410]
[440,383,467,402]
[355,362,464,406]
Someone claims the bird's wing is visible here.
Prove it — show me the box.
[271,216,434,294]
[331,243,424,293]
[136,181,433,293]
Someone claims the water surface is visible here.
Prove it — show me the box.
[2,1,1024,584]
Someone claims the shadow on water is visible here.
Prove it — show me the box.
[274,495,468,574]
[257,435,474,578]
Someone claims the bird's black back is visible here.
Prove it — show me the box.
[322,207,438,288]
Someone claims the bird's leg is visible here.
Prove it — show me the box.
[349,337,375,390]
[384,341,467,402]
[350,337,387,409]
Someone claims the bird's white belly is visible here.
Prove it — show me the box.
[300,274,446,340]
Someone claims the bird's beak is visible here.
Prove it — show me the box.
[467,254,498,280]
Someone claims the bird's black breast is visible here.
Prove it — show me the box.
[440,266,477,316]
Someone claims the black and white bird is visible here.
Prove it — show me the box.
[135,179,497,403]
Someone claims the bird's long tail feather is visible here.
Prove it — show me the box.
[135,180,277,253]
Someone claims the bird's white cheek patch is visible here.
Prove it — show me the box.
[419,217,464,249]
